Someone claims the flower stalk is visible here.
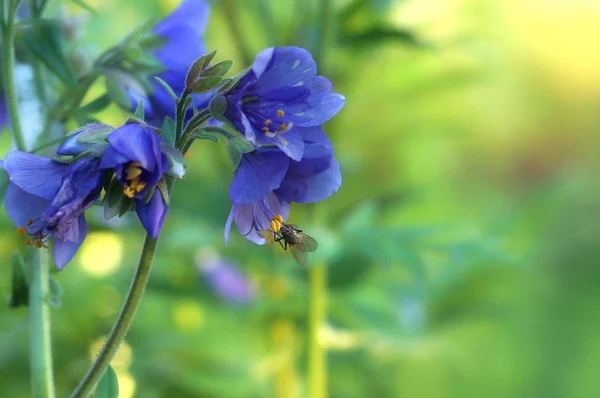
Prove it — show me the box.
[308,263,327,398]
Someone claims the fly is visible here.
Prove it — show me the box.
[261,215,318,266]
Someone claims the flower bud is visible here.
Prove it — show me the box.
[57,124,114,156]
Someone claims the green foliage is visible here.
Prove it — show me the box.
[95,365,119,398]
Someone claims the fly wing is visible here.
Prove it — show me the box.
[295,233,318,252]
[290,247,308,266]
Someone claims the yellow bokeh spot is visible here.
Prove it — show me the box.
[89,336,132,370]
[172,300,205,333]
[114,371,136,398]
[79,232,123,277]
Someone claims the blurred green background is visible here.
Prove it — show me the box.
[2,0,600,397]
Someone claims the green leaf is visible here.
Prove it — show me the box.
[185,50,217,88]
[153,76,178,104]
[209,96,227,121]
[226,137,255,168]
[105,75,131,109]
[340,27,422,48]
[77,95,111,115]
[161,116,176,146]
[133,99,145,119]
[9,252,29,309]
[193,132,219,143]
[187,76,223,94]
[203,60,234,77]
[95,365,119,398]
[68,0,97,14]
[23,21,77,87]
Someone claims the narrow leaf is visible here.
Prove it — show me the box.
[161,116,176,146]
[134,99,145,120]
[95,365,119,398]
[153,76,178,104]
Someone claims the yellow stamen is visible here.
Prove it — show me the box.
[261,230,276,244]
[262,127,270,133]
[264,119,272,125]
[35,240,42,248]
[123,186,136,198]
[272,215,283,223]
[277,109,285,118]
[278,123,287,131]
[135,181,147,193]
[16,226,26,235]
[270,219,282,233]
[25,239,31,246]
[27,219,33,226]
[125,162,143,180]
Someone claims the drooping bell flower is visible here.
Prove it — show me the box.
[224,127,341,244]
[99,123,172,238]
[223,46,345,161]
[2,153,105,268]
[128,0,213,127]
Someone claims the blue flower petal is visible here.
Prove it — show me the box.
[232,203,266,245]
[224,205,236,245]
[4,151,68,200]
[256,128,304,161]
[53,214,87,269]
[304,92,346,126]
[135,189,168,239]
[229,149,289,204]
[106,124,160,170]
[99,145,130,169]
[253,47,317,92]
[310,76,333,93]
[276,156,341,203]
[5,182,49,228]
[298,126,332,148]
[153,0,210,37]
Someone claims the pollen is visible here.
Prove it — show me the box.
[16,226,26,235]
[27,219,33,226]
[35,240,43,248]
[277,109,285,118]
[262,127,270,133]
[278,123,287,131]
[261,230,276,244]
[270,215,283,233]
[272,215,283,223]
[25,239,31,246]
[123,176,147,198]
[264,119,272,125]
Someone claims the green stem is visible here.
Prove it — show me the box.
[220,0,253,65]
[70,232,161,398]
[1,19,27,151]
[308,264,327,398]
[29,249,56,398]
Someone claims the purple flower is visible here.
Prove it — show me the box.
[1,154,105,269]
[224,127,341,244]
[196,250,255,304]
[130,0,213,127]
[223,46,345,161]
[99,123,170,238]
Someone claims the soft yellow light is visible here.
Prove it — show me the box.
[79,232,123,277]
[89,336,133,370]
[114,370,136,398]
[172,300,205,333]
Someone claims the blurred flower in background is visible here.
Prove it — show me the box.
[131,0,213,127]
[195,249,256,304]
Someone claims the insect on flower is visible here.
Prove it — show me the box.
[261,215,318,266]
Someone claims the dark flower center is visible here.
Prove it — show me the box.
[246,107,293,145]
[122,162,148,198]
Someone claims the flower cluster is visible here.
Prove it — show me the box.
[222,47,344,244]
[1,2,344,268]
[1,122,183,268]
